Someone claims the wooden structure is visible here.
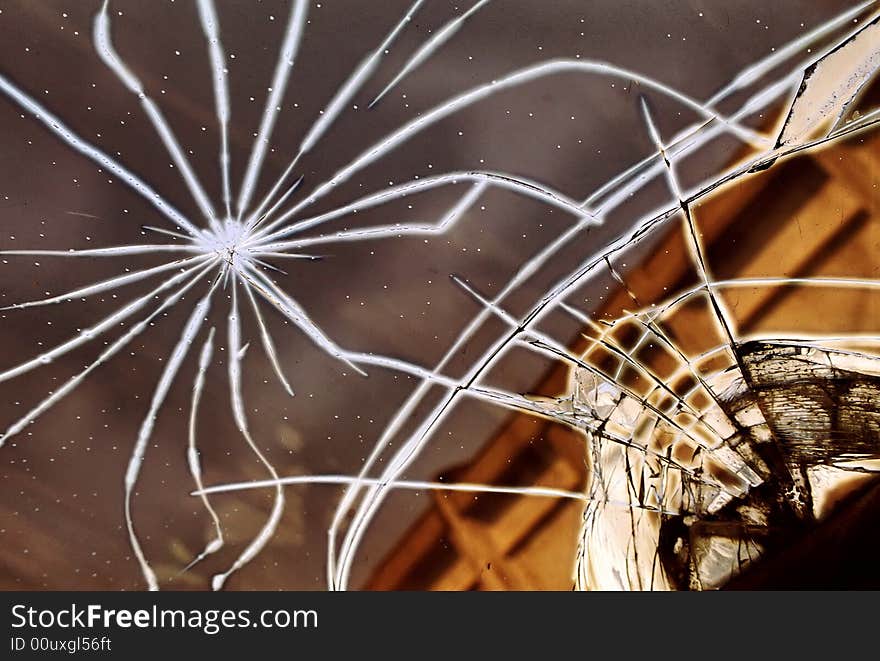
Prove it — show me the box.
[366,113,880,590]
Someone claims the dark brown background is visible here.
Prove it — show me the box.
[0,0,860,589]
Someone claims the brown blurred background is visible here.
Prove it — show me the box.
[0,0,871,590]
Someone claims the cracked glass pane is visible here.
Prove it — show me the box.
[0,1,877,591]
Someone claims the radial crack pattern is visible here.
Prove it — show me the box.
[0,1,877,592]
